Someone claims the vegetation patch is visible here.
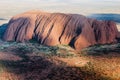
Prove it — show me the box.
[82,43,120,56]
[0,24,120,80]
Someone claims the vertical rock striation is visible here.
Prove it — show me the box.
[3,11,119,50]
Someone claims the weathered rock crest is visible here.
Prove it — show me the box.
[3,11,119,50]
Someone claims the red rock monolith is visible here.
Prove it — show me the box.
[3,11,119,50]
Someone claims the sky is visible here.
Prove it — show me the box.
[0,0,120,24]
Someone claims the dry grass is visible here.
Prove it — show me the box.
[81,43,120,80]
[0,40,120,80]
[83,53,120,80]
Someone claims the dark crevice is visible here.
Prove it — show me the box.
[69,37,76,48]
[69,26,82,48]
[34,15,44,39]
[42,15,62,43]
[14,18,27,41]
[59,16,72,44]
[91,21,101,42]
[42,23,54,44]
[106,22,110,41]
[38,16,50,43]
[34,15,43,33]
[41,15,57,44]
[24,18,31,41]
[36,14,57,44]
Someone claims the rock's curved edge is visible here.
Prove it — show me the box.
[3,11,120,50]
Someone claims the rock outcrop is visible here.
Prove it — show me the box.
[3,11,119,50]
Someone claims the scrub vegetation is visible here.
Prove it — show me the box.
[0,24,120,80]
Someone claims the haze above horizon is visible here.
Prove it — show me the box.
[0,0,120,22]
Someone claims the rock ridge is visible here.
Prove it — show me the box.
[3,11,119,50]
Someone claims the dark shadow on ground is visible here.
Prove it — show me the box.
[88,14,120,23]
[0,51,112,80]
[82,43,120,57]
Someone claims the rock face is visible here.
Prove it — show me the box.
[3,11,119,50]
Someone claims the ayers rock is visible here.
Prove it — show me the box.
[3,11,120,50]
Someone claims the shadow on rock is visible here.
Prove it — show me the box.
[0,51,112,80]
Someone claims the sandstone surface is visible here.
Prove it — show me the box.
[3,11,119,50]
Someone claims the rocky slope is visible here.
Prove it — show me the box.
[3,11,120,50]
